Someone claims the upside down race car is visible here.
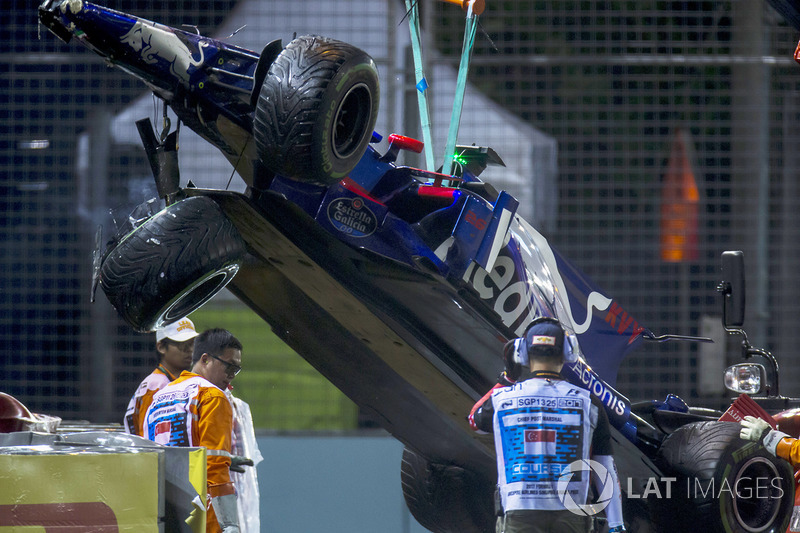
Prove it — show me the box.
[38,1,800,531]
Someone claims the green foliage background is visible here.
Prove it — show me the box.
[191,298,358,431]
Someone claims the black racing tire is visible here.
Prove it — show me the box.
[655,420,793,533]
[400,447,495,533]
[253,35,379,186]
[99,196,245,332]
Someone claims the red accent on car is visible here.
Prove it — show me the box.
[340,178,386,206]
[416,185,457,201]
[387,134,424,154]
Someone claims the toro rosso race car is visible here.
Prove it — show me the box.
[37,1,800,531]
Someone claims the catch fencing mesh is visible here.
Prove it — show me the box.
[3,0,800,426]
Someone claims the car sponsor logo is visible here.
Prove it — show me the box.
[328,197,377,238]
[120,21,210,84]
[462,250,540,336]
[603,301,646,344]
[569,360,628,417]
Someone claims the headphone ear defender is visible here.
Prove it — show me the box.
[563,333,578,363]
[506,316,580,379]
[523,316,571,361]
[503,337,527,382]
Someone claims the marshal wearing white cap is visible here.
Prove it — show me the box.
[123,316,199,436]
[156,317,201,342]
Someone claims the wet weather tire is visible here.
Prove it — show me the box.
[400,447,495,533]
[254,35,379,185]
[655,420,793,533]
[99,196,245,332]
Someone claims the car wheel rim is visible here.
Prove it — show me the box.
[731,456,783,532]
[331,82,371,160]
[154,263,240,329]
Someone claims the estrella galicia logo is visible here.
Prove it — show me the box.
[327,197,377,238]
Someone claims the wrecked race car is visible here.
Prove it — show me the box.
[37,1,800,531]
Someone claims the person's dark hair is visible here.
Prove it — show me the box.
[154,340,167,364]
[192,328,243,364]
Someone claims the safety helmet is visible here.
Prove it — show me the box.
[0,392,36,433]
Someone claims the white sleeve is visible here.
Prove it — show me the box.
[593,454,624,529]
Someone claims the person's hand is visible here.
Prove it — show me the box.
[740,416,790,456]
[230,455,254,473]
[740,415,771,443]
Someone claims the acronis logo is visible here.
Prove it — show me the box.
[565,360,629,419]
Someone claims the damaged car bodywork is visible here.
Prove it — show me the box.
[38,1,800,531]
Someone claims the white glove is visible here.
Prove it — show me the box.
[740,415,771,442]
[740,415,789,456]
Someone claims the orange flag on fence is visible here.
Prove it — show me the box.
[660,129,699,263]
